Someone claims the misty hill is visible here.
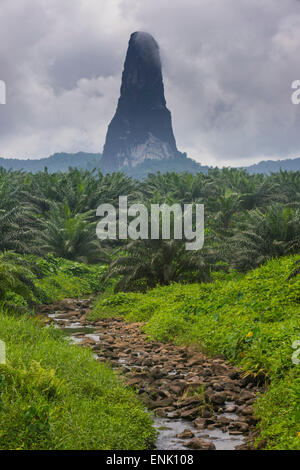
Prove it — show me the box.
[0,152,103,173]
[0,152,299,176]
[0,150,207,176]
[244,157,300,174]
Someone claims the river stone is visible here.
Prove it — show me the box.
[180,407,201,419]
[176,429,195,439]
[209,392,227,405]
[184,438,216,450]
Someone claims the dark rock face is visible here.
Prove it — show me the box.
[102,31,180,170]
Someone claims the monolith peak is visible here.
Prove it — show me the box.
[102,31,180,170]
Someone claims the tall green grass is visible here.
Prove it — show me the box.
[0,313,156,450]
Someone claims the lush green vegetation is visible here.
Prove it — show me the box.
[0,313,156,450]
[0,253,156,450]
[0,252,105,311]
[30,255,106,304]
[0,167,299,277]
[90,255,300,450]
[0,166,299,449]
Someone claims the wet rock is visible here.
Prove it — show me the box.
[176,429,195,439]
[193,417,207,429]
[236,390,255,404]
[169,385,182,394]
[186,357,203,367]
[201,408,213,418]
[79,338,96,346]
[206,424,216,430]
[215,416,231,427]
[176,397,202,408]
[142,358,153,366]
[208,392,227,405]
[127,371,149,380]
[167,410,181,419]
[225,404,237,413]
[127,378,142,387]
[150,367,165,379]
[228,421,249,433]
[180,407,201,419]
[213,357,226,363]
[184,381,205,391]
[203,369,213,377]
[212,382,224,392]
[149,398,174,409]
[154,408,168,418]
[244,415,260,426]
[239,405,254,416]
[184,438,216,450]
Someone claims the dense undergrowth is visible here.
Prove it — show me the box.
[1,254,106,311]
[90,255,300,450]
[0,255,156,450]
[0,314,156,450]
[31,255,106,303]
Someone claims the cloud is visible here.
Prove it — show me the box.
[0,0,300,166]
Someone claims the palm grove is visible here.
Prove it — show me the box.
[0,166,299,296]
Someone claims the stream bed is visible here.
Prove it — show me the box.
[45,304,257,451]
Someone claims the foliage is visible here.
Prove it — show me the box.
[90,255,300,449]
[0,167,299,278]
[1,166,300,450]
[31,256,107,303]
[0,252,37,310]
[229,205,300,271]
[0,252,106,309]
[0,313,156,450]
[107,239,212,292]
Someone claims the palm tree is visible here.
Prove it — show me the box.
[208,187,241,232]
[0,251,37,309]
[0,170,40,254]
[228,204,300,271]
[270,170,300,207]
[40,203,109,264]
[106,238,212,292]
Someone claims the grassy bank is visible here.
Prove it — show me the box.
[0,254,156,450]
[29,254,107,303]
[89,255,300,450]
[0,312,156,450]
[1,253,107,312]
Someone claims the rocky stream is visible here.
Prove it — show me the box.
[39,298,261,451]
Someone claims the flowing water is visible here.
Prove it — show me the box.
[47,310,250,451]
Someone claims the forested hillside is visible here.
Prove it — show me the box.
[0,153,298,176]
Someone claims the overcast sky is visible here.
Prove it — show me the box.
[1,0,300,166]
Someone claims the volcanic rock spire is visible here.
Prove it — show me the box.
[102,32,180,170]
